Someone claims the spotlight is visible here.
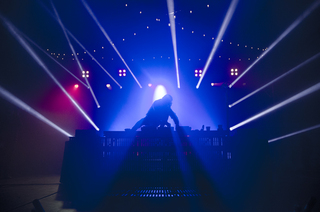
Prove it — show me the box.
[74,84,79,88]
[211,83,214,86]
[196,0,239,88]
[148,83,152,87]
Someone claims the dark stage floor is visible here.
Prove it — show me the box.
[1,169,320,212]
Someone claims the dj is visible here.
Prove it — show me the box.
[131,94,179,131]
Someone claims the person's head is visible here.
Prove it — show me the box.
[162,94,173,106]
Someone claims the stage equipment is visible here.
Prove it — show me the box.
[60,128,231,190]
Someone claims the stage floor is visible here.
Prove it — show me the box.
[1,170,320,212]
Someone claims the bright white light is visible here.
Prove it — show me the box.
[196,0,239,89]
[230,82,320,131]
[153,85,167,102]
[167,0,181,88]
[0,86,73,137]
[81,0,142,88]
[229,52,320,108]
[51,2,100,108]
[229,0,320,88]
[4,19,100,131]
[268,124,320,143]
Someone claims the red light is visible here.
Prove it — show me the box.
[74,84,79,88]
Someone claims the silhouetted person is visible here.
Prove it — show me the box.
[132,94,179,131]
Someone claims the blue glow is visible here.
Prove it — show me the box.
[153,85,167,102]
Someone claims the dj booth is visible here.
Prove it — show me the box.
[60,127,232,192]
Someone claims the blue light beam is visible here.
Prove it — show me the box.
[229,0,320,88]
[0,86,73,137]
[229,52,320,108]
[268,124,320,143]
[230,82,320,131]
[81,0,142,88]
[51,1,101,108]
[196,0,239,89]
[167,0,181,88]
[3,19,100,131]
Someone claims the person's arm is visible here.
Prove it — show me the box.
[169,109,179,127]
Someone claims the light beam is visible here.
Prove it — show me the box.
[229,52,320,108]
[230,82,320,131]
[37,1,122,88]
[167,0,181,88]
[0,85,73,137]
[81,0,142,88]
[3,18,100,131]
[51,1,101,108]
[268,124,320,143]
[229,0,320,88]
[21,32,89,89]
[196,0,239,89]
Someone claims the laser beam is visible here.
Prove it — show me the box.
[37,1,122,89]
[51,1,100,108]
[230,82,320,131]
[229,52,320,108]
[0,85,73,137]
[3,18,100,131]
[81,0,142,88]
[268,124,320,143]
[196,0,239,89]
[21,32,89,89]
[167,0,180,88]
[229,0,320,88]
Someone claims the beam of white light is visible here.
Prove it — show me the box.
[230,82,320,131]
[81,0,142,88]
[51,2,100,108]
[0,86,73,137]
[229,52,320,108]
[21,32,89,88]
[229,0,320,88]
[4,19,100,131]
[66,31,122,89]
[37,1,122,89]
[196,0,239,89]
[167,0,180,88]
[268,124,320,143]
[153,85,167,102]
